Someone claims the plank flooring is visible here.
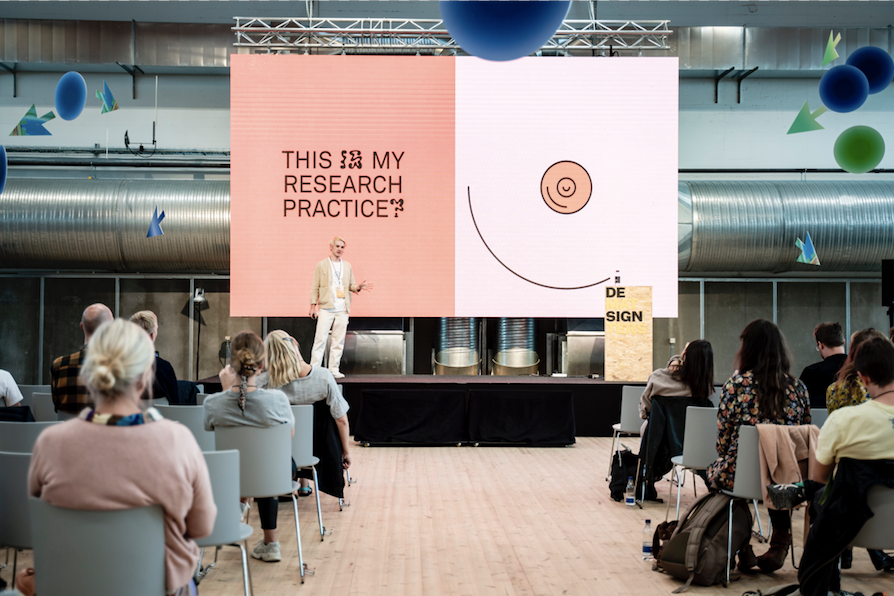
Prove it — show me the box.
[4,437,890,595]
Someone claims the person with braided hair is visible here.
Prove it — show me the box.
[203,331,295,563]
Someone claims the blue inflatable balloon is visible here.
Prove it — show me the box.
[819,65,869,113]
[0,146,6,195]
[846,46,894,94]
[440,0,571,61]
[55,71,87,121]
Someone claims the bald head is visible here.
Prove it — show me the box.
[81,303,113,342]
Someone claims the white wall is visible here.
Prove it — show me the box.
[3,70,893,172]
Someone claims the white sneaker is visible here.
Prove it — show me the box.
[239,501,250,522]
[331,370,345,379]
[251,540,282,562]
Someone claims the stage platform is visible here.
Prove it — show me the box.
[337,375,640,446]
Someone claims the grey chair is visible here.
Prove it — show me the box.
[29,497,165,596]
[31,393,57,422]
[0,451,32,580]
[849,484,894,550]
[606,386,645,480]
[197,393,209,405]
[195,450,254,596]
[810,407,828,429]
[215,423,310,582]
[155,405,215,451]
[719,426,767,584]
[291,405,325,540]
[13,384,50,411]
[0,421,61,453]
[668,406,719,519]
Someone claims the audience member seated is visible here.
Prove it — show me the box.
[799,322,847,410]
[770,336,894,596]
[707,319,810,574]
[638,340,714,499]
[826,328,887,413]
[0,368,24,407]
[204,330,295,564]
[260,329,352,498]
[28,319,216,596]
[130,310,180,403]
[50,303,113,416]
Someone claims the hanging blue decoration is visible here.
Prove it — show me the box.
[55,71,88,121]
[439,1,571,62]
[819,65,869,113]
[846,46,894,94]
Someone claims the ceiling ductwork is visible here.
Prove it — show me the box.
[2,179,893,275]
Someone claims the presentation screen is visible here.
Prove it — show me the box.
[231,54,678,318]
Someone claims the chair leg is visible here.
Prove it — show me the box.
[238,542,252,596]
[675,467,684,520]
[12,549,17,582]
[0,546,8,571]
[312,466,325,540]
[666,465,676,521]
[752,499,767,542]
[291,494,306,583]
[606,429,620,480]
[726,499,734,586]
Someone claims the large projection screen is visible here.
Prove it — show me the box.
[231,54,678,318]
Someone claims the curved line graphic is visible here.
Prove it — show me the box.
[545,188,567,209]
[467,186,611,291]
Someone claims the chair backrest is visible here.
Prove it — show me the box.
[290,405,315,467]
[850,484,894,550]
[31,392,57,422]
[195,450,245,548]
[0,420,61,453]
[619,386,645,433]
[680,406,720,469]
[729,425,763,500]
[197,393,209,405]
[0,451,33,549]
[709,385,723,407]
[810,408,828,429]
[29,497,165,596]
[15,385,50,410]
[215,423,293,499]
[154,405,215,451]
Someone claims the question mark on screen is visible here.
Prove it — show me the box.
[390,198,404,217]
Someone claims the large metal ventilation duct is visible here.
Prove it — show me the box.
[678,181,894,273]
[3,178,894,275]
[493,318,538,376]
[434,317,479,375]
[0,179,229,271]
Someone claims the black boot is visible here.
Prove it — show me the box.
[840,548,853,569]
[867,549,893,572]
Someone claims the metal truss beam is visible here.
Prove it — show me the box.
[232,18,671,54]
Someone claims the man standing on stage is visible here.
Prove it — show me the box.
[309,236,372,378]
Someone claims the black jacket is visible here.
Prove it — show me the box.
[799,353,847,410]
[798,458,894,596]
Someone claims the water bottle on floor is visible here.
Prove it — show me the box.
[643,519,654,560]
[625,476,635,507]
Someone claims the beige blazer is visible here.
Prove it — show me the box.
[310,258,359,313]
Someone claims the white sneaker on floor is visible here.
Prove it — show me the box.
[239,501,250,522]
[331,370,345,379]
[251,540,282,562]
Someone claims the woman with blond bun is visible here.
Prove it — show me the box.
[28,319,216,596]
[203,330,294,564]
[260,329,352,497]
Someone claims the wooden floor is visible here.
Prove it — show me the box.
[5,437,890,595]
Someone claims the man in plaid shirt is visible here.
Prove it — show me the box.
[50,303,113,415]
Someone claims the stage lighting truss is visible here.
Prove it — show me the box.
[231,18,671,55]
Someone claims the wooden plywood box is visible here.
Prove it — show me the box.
[604,286,652,382]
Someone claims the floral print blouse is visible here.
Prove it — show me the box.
[707,371,811,492]
[825,376,869,414]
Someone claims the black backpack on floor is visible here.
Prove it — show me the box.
[608,445,639,502]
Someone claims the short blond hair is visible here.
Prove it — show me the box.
[330,236,346,248]
[129,310,158,334]
[82,319,155,400]
[264,330,303,388]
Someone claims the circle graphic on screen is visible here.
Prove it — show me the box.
[540,161,592,214]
